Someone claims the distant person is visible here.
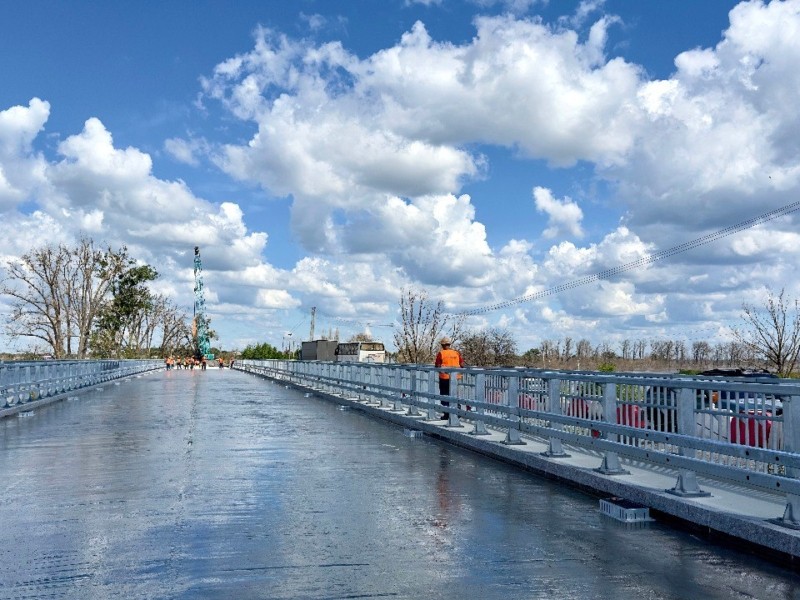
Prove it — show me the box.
[435,337,464,420]
[218,357,225,369]
[201,356,207,371]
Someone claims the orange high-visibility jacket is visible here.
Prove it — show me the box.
[435,348,464,380]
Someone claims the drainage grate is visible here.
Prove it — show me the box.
[403,429,423,438]
[600,497,653,523]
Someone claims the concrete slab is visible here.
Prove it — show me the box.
[284,376,800,563]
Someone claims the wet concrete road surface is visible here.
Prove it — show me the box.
[1,369,798,599]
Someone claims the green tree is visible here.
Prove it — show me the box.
[240,342,284,360]
[93,264,159,356]
[520,347,542,367]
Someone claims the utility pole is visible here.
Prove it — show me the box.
[309,306,316,341]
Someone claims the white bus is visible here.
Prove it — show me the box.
[335,341,386,363]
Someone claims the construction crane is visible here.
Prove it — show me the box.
[193,246,213,359]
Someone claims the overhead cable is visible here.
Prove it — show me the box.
[458,199,800,317]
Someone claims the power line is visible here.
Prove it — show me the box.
[459,199,800,317]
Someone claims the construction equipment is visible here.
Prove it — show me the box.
[193,246,214,360]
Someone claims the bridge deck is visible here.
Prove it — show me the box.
[0,369,797,598]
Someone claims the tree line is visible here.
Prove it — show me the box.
[1,239,193,358]
[392,287,800,377]
[239,342,288,360]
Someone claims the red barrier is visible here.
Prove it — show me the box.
[617,404,645,428]
[565,398,596,418]
[730,411,772,448]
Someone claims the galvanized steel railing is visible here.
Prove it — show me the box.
[0,359,162,410]
[238,359,800,526]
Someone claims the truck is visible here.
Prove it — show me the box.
[300,340,340,361]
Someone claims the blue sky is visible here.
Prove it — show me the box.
[2,0,799,355]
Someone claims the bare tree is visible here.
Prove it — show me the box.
[576,339,592,361]
[69,240,131,357]
[2,239,162,358]
[562,337,573,361]
[348,332,373,342]
[393,287,451,364]
[460,329,491,366]
[692,341,711,365]
[540,339,557,366]
[735,288,800,377]
[620,339,631,360]
[673,340,686,364]
[92,293,191,358]
[158,299,193,356]
[2,245,69,357]
[460,327,517,367]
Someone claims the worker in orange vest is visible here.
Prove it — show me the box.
[435,336,464,420]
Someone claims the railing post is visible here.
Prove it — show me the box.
[777,395,800,528]
[425,370,438,421]
[406,367,420,416]
[542,377,568,457]
[667,386,710,497]
[503,374,525,444]
[379,368,391,408]
[596,382,629,475]
[470,372,490,436]
[445,368,464,428]
[391,368,404,411]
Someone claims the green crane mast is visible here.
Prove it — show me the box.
[193,246,213,359]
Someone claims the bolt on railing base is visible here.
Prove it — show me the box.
[595,452,630,476]
[665,470,711,498]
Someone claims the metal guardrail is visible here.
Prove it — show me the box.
[238,359,800,528]
[0,359,162,410]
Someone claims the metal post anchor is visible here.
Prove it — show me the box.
[446,412,464,428]
[540,437,568,456]
[666,469,711,497]
[502,426,526,445]
[595,452,630,475]
[470,419,490,436]
[770,495,800,530]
